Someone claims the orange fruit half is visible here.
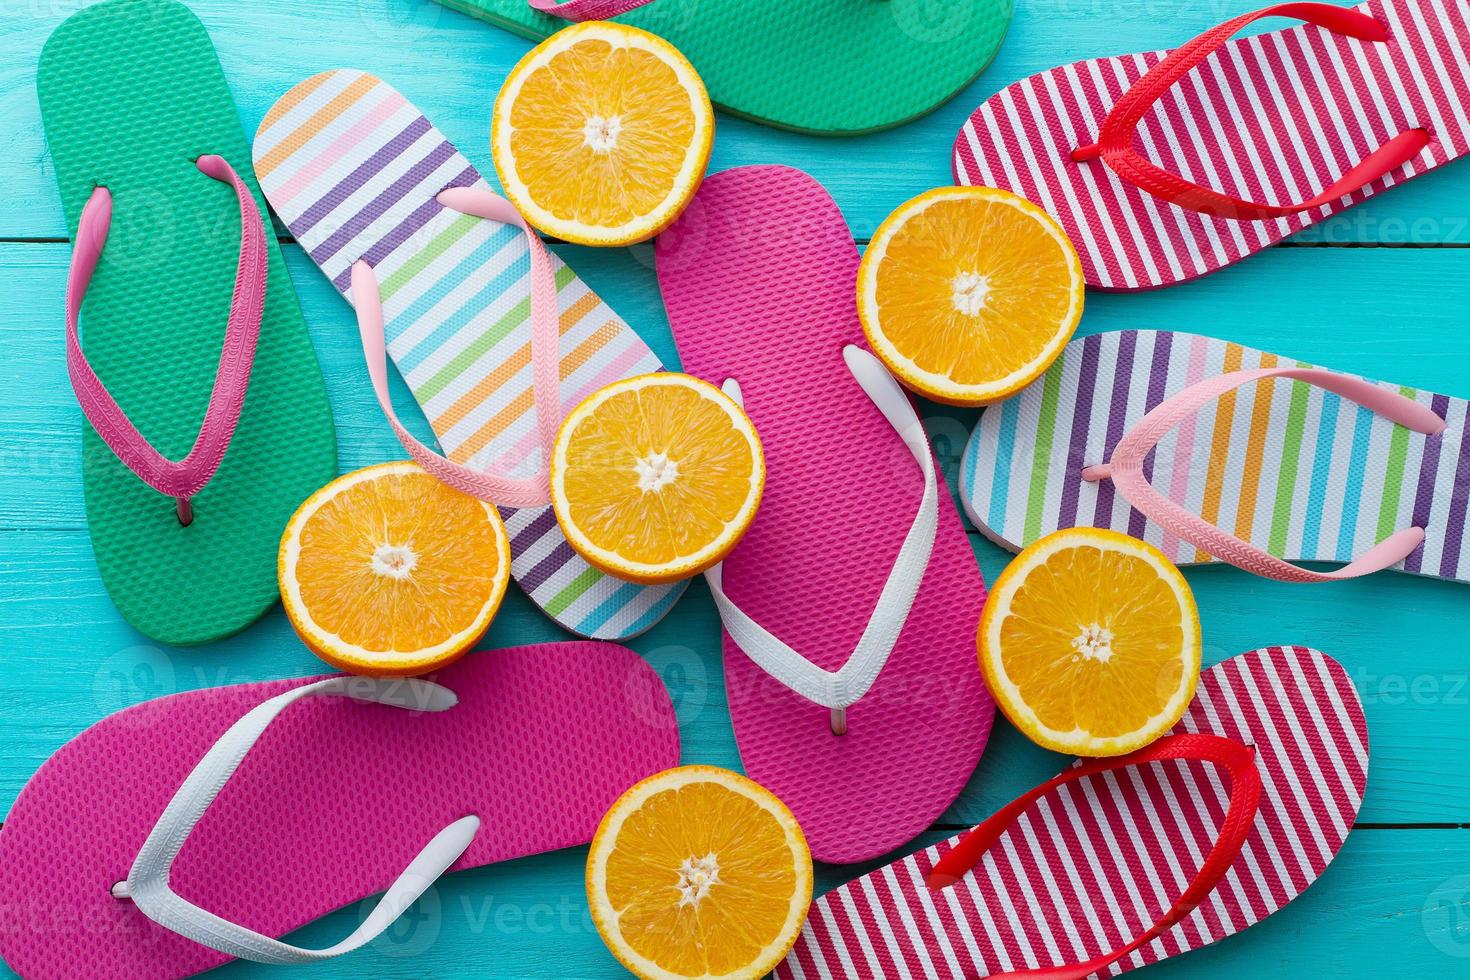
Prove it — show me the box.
[278,462,511,677]
[492,22,714,246]
[858,186,1085,406]
[978,528,1202,757]
[550,374,764,584]
[587,766,813,980]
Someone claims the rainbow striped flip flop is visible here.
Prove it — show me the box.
[962,330,1470,583]
[252,70,685,638]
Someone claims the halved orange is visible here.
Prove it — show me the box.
[492,22,714,246]
[550,374,764,584]
[278,462,510,677]
[587,766,813,980]
[858,186,1085,406]
[978,528,1202,757]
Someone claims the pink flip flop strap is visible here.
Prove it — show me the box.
[527,0,654,19]
[1072,2,1431,221]
[1084,366,1448,581]
[351,187,562,508]
[927,734,1262,980]
[65,154,266,521]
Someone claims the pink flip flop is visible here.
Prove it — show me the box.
[778,645,1367,979]
[655,165,994,864]
[953,0,1468,290]
[0,643,679,978]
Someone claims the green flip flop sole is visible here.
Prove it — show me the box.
[437,0,1014,135]
[38,0,337,645]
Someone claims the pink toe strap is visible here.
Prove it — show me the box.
[1083,366,1447,582]
[352,187,563,508]
[527,0,655,20]
[66,155,266,524]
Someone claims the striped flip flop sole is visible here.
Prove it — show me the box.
[252,70,685,639]
[778,645,1368,979]
[962,330,1470,582]
[953,0,1470,289]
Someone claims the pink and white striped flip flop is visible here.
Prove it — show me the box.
[656,166,994,864]
[953,0,1469,290]
[0,643,679,978]
[779,645,1367,979]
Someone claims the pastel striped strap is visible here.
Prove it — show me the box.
[352,187,563,508]
[928,734,1262,980]
[112,676,479,965]
[703,346,937,733]
[1084,366,1448,581]
[1071,2,1431,221]
[65,155,266,526]
[527,0,653,17]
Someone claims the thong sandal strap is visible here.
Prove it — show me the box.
[1082,366,1446,581]
[703,346,938,732]
[527,0,655,19]
[928,733,1262,980]
[66,155,266,525]
[1071,2,1430,221]
[113,676,478,965]
[351,187,563,508]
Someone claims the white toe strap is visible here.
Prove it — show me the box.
[113,676,478,965]
[704,345,939,712]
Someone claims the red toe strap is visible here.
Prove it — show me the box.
[1073,2,1430,220]
[928,734,1262,980]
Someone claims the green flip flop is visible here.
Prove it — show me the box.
[437,0,1015,135]
[38,0,337,645]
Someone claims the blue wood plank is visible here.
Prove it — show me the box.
[0,0,1467,241]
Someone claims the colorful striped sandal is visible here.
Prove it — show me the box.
[252,70,687,639]
[434,0,1014,135]
[953,0,1468,289]
[779,645,1367,979]
[962,330,1470,583]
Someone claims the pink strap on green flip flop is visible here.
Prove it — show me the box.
[65,154,266,526]
[1083,366,1448,581]
[1071,2,1430,221]
[926,734,1262,980]
[528,0,653,18]
[351,187,563,509]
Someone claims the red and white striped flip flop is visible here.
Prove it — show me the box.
[953,0,1469,290]
[778,646,1368,979]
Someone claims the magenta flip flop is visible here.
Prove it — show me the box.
[0,643,679,978]
[779,645,1367,979]
[954,0,1468,290]
[655,165,994,864]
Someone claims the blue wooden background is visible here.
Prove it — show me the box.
[3,1,1470,977]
